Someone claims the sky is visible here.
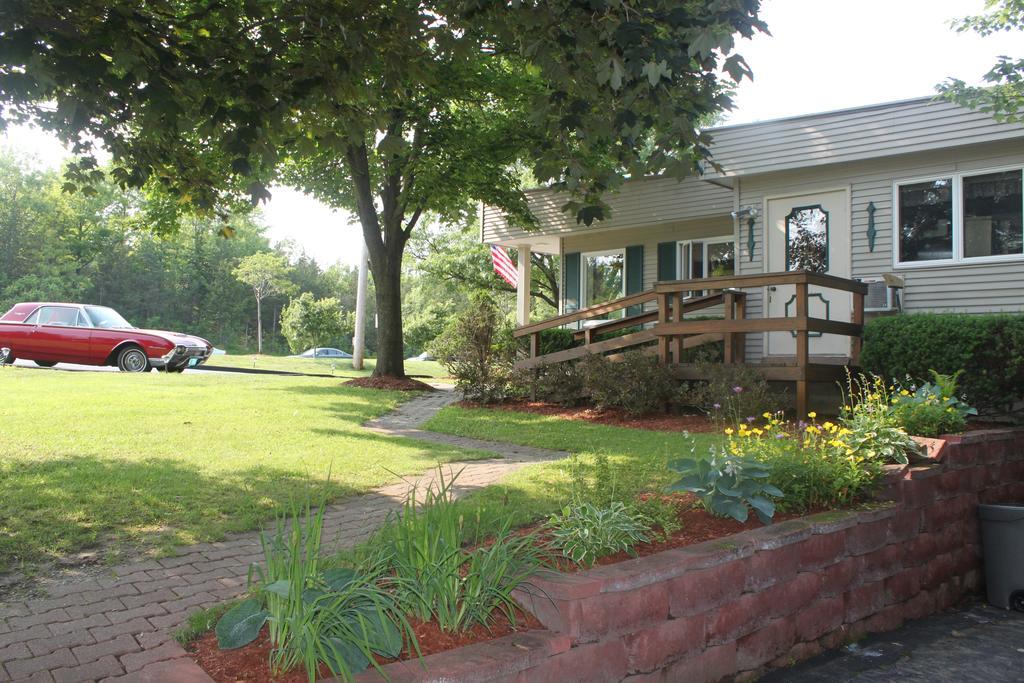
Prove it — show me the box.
[2,0,1019,267]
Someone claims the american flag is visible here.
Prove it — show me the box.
[491,245,518,287]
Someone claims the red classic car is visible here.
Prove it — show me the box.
[0,302,213,372]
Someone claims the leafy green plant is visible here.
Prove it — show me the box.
[368,467,544,633]
[547,501,650,567]
[215,501,412,682]
[839,372,921,465]
[678,361,782,426]
[431,293,518,403]
[668,445,782,524]
[631,495,684,542]
[521,360,587,406]
[578,351,676,416]
[890,370,977,436]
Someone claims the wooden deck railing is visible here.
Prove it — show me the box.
[513,270,868,416]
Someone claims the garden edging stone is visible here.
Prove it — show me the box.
[354,428,1024,683]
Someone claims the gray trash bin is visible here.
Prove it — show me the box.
[978,503,1024,611]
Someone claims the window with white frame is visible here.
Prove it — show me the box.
[678,237,736,296]
[896,168,1023,265]
[582,249,625,318]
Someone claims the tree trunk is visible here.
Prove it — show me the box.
[370,249,405,378]
[256,296,263,354]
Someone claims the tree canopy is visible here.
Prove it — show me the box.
[1,1,766,376]
[939,0,1024,121]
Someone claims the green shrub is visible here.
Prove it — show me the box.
[519,361,587,406]
[861,313,1024,413]
[578,350,676,415]
[537,328,577,355]
[431,294,518,403]
[546,501,650,567]
[678,361,780,425]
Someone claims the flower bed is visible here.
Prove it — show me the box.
[351,429,1024,682]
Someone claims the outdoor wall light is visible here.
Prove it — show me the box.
[731,207,760,262]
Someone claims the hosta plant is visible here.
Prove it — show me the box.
[547,501,651,567]
[668,448,782,524]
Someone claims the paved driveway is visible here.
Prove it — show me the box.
[761,601,1024,682]
[9,360,217,374]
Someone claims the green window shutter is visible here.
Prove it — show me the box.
[563,252,581,312]
[657,241,677,282]
[625,245,644,316]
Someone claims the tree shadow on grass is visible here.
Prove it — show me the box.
[0,454,360,574]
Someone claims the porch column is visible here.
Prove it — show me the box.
[516,245,532,326]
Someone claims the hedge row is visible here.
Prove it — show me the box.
[861,313,1024,413]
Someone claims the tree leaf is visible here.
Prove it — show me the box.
[215,599,269,649]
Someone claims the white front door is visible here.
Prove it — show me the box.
[765,189,852,358]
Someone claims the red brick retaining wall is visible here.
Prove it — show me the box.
[355,429,1024,683]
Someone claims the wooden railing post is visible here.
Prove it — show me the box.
[734,292,747,364]
[851,290,865,366]
[795,281,809,418]
[657,292,671,364]
[584,327,596,346]
[670,293,682,364]
[530,331,540,360]
[723,291,735,364]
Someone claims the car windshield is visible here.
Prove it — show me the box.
[85,306,134,329]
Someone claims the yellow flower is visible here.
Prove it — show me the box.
[753,428,764,436]
[823,421,835,431]
[762,412,772,419]
[808,411,817,419]
[900,389,910,396]
[724,428,734,435]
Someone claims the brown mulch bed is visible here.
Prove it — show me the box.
[188,610,543,682]
[460,400,718,433]
[188,495,828,681]
[344,376,435,391]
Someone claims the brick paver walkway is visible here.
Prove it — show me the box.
[0,388,568,682]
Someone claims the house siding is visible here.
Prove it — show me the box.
[482,175,734,244]
[706,97,1024,178]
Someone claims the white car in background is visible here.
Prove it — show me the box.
[295,347,353,359]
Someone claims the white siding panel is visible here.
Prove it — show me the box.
[707,98,1024,178]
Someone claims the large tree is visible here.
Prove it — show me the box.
[0,1,765,377]
[939,0,1024,121]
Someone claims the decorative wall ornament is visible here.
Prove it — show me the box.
[866,201,877,252]
[747,215,756,262]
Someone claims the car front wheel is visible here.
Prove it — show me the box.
[34,361,57,368]
[116,346,150,373]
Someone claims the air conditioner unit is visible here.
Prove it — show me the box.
[860,277,900,312]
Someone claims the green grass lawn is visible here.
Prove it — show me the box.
[422,406,725,541]
[0,367,484,573]
[204,353,448,379]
